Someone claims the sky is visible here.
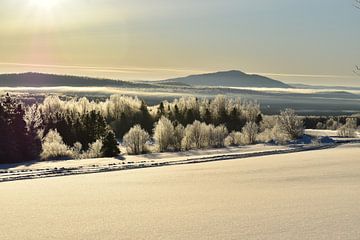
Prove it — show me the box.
[0,0,360,87]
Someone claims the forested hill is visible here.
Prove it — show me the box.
[0,72,154,88]
[0,71,292,89]
[160,70,292,88]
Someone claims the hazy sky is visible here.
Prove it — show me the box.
[0,0,360,86]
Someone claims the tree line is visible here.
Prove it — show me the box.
[0,93,358,163]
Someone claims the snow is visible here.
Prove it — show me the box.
[305,129,360,138]
[305,129,339,137]
[0,144,313,182]
[0,143,359,239]
[1,129,359,182]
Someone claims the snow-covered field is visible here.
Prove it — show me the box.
[0,143,359,240]
[305,129,339,137]
[0,144,327,182]
[305,129,360,141]
[1,130,359,182]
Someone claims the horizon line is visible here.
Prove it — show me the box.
[0,62,357,80]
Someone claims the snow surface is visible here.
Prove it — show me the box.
[0,144,291,179]
[305,129,360,139]
[0,143,359,239]
[0,144,321,182]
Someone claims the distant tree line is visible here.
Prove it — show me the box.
[0,94,119,163]
[303,116,360,130]
[38,95,263,139]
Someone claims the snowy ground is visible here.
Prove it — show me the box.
[0,143,359,240]
[305,129,360,139]
[0,142,340,182]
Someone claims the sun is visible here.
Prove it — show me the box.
[29,0,60,11]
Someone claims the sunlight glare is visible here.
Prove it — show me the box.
[29,0,60,11]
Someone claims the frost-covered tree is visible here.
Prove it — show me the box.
[241,122,258,145]
[257,115,295,144]
[40,95,64,116]
[224,131,243,146]
[173,124,185,151]
[338,118,357,137]
[153,95,261,132]
[41,129,73,160]
[37,94,263,140]
[326,118,340,130]
[153,116,175,152]
[70,140,106,159]
[182,121,206,150]
[209,95,228,125]
[277,109,304,140]
[210,125,228,147]
[316,122,325,129]
[38,94,152,139]
[123,125,150,155]
[71,142,83,159]
[24,104,43,131]
[84,140,104,159]
[181,121,228,150]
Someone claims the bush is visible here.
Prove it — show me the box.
[41,130,73,160]
[316,122,325,129]
[173,124,185,151]
[41,130,108,160]
[181,121,228,150]
[71,142,83,159]
[123,125,150,155]
[337,118,357,137]
[182,121,204,150]
[181,121,210,150]
[241,122,258,145]
[210,125,228,147]
[326,118,340,130]
[257,116,294,144]
[224,131,243,146]
[84,140,104,158]
[277,109,304,140]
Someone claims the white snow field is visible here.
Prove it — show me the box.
[0,143,359,240]
[0,144,293,182]
[305,129,360,139]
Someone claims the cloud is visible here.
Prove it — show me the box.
[253,72,355,79]
[0,62,200,74]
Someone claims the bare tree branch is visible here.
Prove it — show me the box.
[354,0,360,9]
[354,65,360,76]
[354,1,360,76]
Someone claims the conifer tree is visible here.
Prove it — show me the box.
[0,94,41,163]
[101,131,120,157]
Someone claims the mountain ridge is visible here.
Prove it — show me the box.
[0,70,292,89]
[159,70,292,88]
[0,72,153,88]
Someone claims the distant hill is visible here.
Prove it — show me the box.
[0,72,153,88]
[0,71,292,89]
[160,70,292,88]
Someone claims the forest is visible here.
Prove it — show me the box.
[0,93,359,164]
